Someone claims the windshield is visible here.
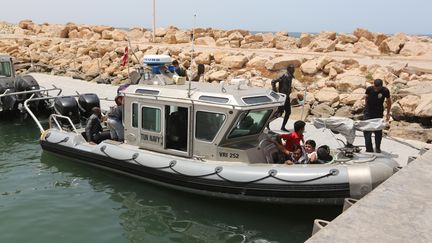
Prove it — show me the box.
[0,61,12,77]
[228,109,272,139]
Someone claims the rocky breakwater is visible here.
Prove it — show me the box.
[1,20,432,142]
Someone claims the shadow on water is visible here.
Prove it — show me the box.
[41,152,342,243]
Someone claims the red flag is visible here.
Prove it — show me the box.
[121,47,129,66]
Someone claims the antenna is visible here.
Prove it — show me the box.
[187,14,197,98]
[152,0,156,43]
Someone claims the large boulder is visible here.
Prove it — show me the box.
[221,55,248,69]
[194,52,211,65]
[213,51,227,64]
[155,27,168,37]
[399,42,430,56]
[315,87,339,104]
[353,28,374,41]
[208,70,228,81]
[298,33,313,48]
[335,106,354,118]
[414,94,432,117]
[379,32,408,54]
[18,19,34,30]
[398,81,432,97]
[308,38,336,52]
[352,37,380,55]
[311,103,335,118]
[388,122,432,142]
[338,33,358,44]
[195,37,216,46]
[398,95,420,116]
[246,56,268,70]
[265,56,302,71]
[226,29,250,37]
[128,28,146,40]
[300,59,319,75]
[323,61,344,74]
[162,32,177,44]
[374,33,388,46]
[111,30,127,41]
[175,31,190,43]
[318,31,337,40]
[372,67,398,84]
[274,36,298,50]
[92,25,114,34]
[336,76,367,92]
[228,31,244,41]
[216,37,230,47]
[339,88,365,105]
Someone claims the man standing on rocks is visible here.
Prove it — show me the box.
[271,64,294,131]
[363,79,392,153]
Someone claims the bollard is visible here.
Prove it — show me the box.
[342,198,359,212]
[311,219,330,236]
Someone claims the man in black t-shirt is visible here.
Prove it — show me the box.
[270,64,294,131]
[363,79,391,153]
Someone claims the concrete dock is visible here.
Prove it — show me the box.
[31,73,118,111]
[306,149,432,243]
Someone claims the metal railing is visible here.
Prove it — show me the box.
[0,85,62,98]
[48,114,79,134]
[23,88,64,133]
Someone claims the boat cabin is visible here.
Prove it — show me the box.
[122,81,285,163]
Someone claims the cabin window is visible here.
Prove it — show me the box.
[242,96,272,105]
[135,89,160,95]
[196,111,226,142]
[0,61,12,77]
[132,103,138,128]
[165,106,188,152]
[228,109,272,139]
[270,91,280,100]
[198,95,229,104]
[141,107,161,132]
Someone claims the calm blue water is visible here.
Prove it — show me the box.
[0,119,341,243]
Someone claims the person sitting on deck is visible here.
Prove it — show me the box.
[316,145,333,164]
[304,139,318,163]
[85,107,110,144]
[268,142,308,165]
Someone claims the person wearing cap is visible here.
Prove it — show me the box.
[107,95,124,142]
[271,64,295,131]
[363,79,391,153]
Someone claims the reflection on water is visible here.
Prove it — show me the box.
[41,152,341,243]
[0,119,341,243]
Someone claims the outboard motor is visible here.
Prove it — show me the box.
[0,77,17,111]
[15,75,42,112]
[54,96,80,126]
[78,93,100,120]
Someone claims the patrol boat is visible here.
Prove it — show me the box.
[25,56,400,205]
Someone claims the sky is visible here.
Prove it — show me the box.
[2,0,431,34]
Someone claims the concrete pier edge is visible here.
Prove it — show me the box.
[306,149,432,243]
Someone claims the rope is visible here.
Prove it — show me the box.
[98,144,340,185]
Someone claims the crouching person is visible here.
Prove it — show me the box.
[85,107,110,144]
